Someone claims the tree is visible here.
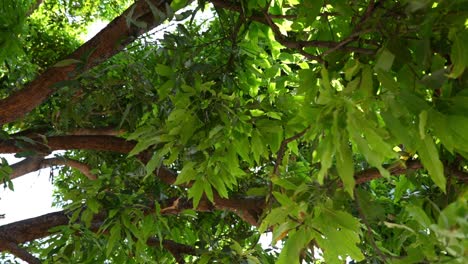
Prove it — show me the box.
[0,0,467,263]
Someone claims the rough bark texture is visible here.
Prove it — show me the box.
[0,0,173,125]
[10,157,97,180]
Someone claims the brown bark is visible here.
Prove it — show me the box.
[0,135,178,185]
[10,157,97,180]
[0,0,173,125]
[0,241,41,264]
[147,238,197,264]
[0,195,262,254]
[0,135,135,154]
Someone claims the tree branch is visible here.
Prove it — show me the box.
[9,157,97,180]
[147,237,198,264]
[0,0,173,125]
[0,240,41,264]
[0,194,264,251]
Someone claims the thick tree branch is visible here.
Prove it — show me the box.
[354,160,468,184]
[9,157,97,180]
[0,135,178,185]
[0,240,41,264]
[0,0,173,125]
[0,194,264,251]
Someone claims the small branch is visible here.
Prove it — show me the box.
[43,158,97,180]
[273,126,310,176]
[353,159,468,185]
[147,238,198,264]
[321,29,374,57]
[0,241,41,264]
[354,160,422,185]
[66,128,125,136]
[9,157,96,181]
[262,11,325,63]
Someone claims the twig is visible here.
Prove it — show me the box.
[261,11,325,63]
[273,126,311,176]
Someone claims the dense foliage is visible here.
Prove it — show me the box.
[0,0,467,263]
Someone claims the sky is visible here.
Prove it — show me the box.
[0,154,59,225]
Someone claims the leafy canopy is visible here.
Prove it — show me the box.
[0,0,467,263]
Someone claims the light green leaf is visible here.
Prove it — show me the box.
[170,0,189,11]
[419,110,428,139]
[174,161,196,185]
[316,134,335,184]
[203,181,214,203]
[155,63,173,77]
[250,109,265,117]
[188,179,204,209]
[233,136,251,163]
[145,152,162,178]
[251,129,264,164]
[417,136,446,191]
[374,49,395,71]
[107,224,121,257]
[272,177,297,190]
[272,191,294,207]
[277,228,313,264]
[336,138,355,196]
[87,198,100,214]
[406,204,432,228]
[266,111,282,120]
[53,59,82,67]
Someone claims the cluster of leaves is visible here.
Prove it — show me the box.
[1,0,467,263]
[119,0,468,262]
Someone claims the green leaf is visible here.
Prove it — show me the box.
[170,0,189,11]
[406,204,432,228]
[417,136,446,191]
[107,224,121,257]
[155,63,173,77]
[87,198,100,214]
[312,209,365,262]
[272,191,294,207]
[53,59,82,67]
[374,49,395,71]
[203,181,214,203]
[233,136,251,164]
[277,228,313,264]
[272,177,297,190]
[174,161,197,185]
[376,69,398,92]
[145,152,162,178]
[251,129,264,164]
[335,137,355,196]
[316,133,335,184]
[360,65,373,97]
[418,110,428,139]
[448,32,468,78]
[188,179,204,209]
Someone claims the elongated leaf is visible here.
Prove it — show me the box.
[188,179,204,209]
[276,228,313,264]
[417,136,446,191]
[316,133,335,184]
